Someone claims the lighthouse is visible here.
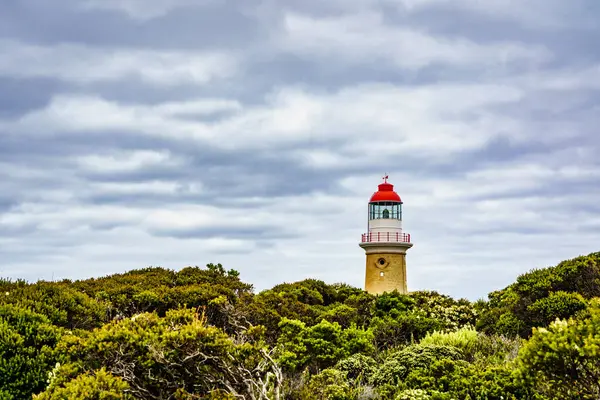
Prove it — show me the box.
[359,175,413,295]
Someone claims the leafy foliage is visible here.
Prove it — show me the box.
[334,353,377,383]
[420,326,479,360]
[370,344,464,387]
[1,252,600,399]
[0,305,61,399]
[34,368,132,400]
[276,318,374,372]
[0,281,108,330]
[478,252,600,337]
[296,369,355,400]
[517,298,600,399]
[54,308,282,399]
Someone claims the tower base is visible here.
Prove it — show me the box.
[359,242,413,295]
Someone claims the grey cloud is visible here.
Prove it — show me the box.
[150,225,299,240]
[0,224,38,238]
[0,198,16,214]
[0,77,66,118]
[0,0,262,50]
[461,180,600,204]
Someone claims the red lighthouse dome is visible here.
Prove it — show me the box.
[369,176,402,203]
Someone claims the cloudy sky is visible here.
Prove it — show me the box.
[1,0,599,300]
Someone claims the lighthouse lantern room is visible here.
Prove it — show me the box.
[359,175,413,294]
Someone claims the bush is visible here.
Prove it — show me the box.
[527,291,587,328]
[419,326,478,360]
[410,291,478,330]
[395,389,431,400]
[469,333,522,366]
[55,308,280,399]
[477,252,600,337]
[33,368,131,399]
[517,299,600,399]
[371,314,442,350]
[297,369,354,400]
[370,345,463,387]
[335,354,377,384]
[0,305,62,399]
[277,318,375,372]
[0,282,108,330]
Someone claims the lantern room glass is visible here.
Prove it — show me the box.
[369,202,402,220]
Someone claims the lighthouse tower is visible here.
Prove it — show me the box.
[359,175,413,295]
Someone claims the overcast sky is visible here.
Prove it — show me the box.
[1,0,599,300]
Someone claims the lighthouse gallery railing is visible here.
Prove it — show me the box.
[361,232,411,243]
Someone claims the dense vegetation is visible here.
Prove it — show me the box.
[1,253,600,399]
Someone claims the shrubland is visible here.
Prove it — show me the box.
[0,253,599,399]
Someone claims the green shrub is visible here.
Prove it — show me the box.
[371,314,442,350]
[277,318,375,372]
[410,291,478,330]
[527,291,587,327]
[477,252,600,337]
[370,345,463,387]
[517,299,600,399]
[395,389,431,400]
[54,308,278,399]
[420,326,478,359]
[0,305,62,399]
[33,368,131,399]
[335,354,377,384]
[298,369,355,400]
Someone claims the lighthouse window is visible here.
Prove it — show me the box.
[369,202,402,220]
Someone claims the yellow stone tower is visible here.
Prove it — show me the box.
[359,175,413,295]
